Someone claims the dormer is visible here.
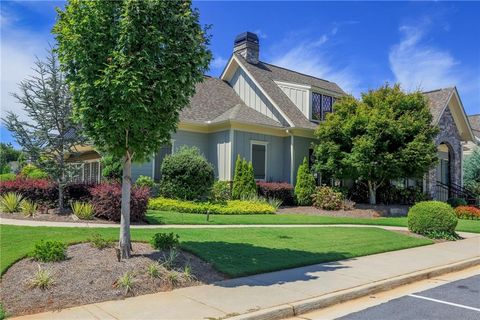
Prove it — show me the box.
[275,81,341,122]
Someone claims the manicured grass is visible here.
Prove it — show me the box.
[0,225,432,277]
[146,210,480,233]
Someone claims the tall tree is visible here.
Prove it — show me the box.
[53,0,211,258]
[2,49,85,210]
[463,147,480,196]
[314,84,438,204]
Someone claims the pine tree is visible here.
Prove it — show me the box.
[244,161,257,198]
[232,155,243,199]
[294,157,316,205]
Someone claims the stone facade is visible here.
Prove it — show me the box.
[426,106,463,199]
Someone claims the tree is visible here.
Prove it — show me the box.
[464,147,480,196]
[101,154,123,181]
[0,143,21,174]
[232,155,244,199]
[243,161,257,198]
[294,157,316,205]
[53,0,211,258]
[314,84,438,204]
[2,49,85,211]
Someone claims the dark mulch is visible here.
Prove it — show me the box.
[277,206,381,218]
[0,243,225,317]
[0,211,116,224]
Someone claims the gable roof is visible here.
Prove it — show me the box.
[468,114,480,139]
[422,87,455,124]
[180,76,282,128]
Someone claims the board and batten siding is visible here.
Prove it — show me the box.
[229,68,288,126]
[208,130,232,180]
[277,83,310,119]
[232,130,288,182]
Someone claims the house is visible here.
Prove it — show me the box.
[464,114,480,157]
[67,32,477,201]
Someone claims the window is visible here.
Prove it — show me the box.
[251,142,267,180]
[312,92,335,121]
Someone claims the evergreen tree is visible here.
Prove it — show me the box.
[243,161,257,198]
[232,155,244,199]
[464,147,480,196]
[294,157,316,205]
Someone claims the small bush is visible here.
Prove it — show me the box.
[232,155,257,200]
[257,181,294,206]
[28,265,54,290]
[116,272,135,295]
[294,157,316,206]
[160,147,214,200]
[64,182,94,203]
[90,182,149,222]
[32,240,67,262]
[211,180,231,201]
[407,201,458,238]
[0,192,23,213]
[71,201,94,220]
[150,232,179,251]
[0,177,58,208]
[20,164,48,179]
[447,197,467,208]
[455,206,480,220]
[311,186,343,210]
[0,173,16,182]
[21,199,38,217]
[88,233,113,249]
[147,262,161,279]
[161,248,179,270]
[135,175,160,197]
[148,197,276,215]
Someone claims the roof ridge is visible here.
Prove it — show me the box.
[260,60,334,84]
[422,87,455,94]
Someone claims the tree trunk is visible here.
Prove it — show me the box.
[58,154,65,213]
[119,154,132,259]
[368,181,377,205]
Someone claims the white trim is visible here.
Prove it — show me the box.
[290,134,295,184]
[250,140,268,181]
[274,80,311,91]
[228,129,234,181]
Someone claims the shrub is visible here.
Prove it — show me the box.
[0,173,16,182]
[257,181,294,206]
[64,182,94,203]
[71,201,94,220]
[88,233,113,249]
[160,146,214,200]
[115,272,135,295]
[232,156,257,200]
[21,199,38,217]
[0,192,23,213]
[135,175,160,197]
[455,206,480,220]
[161,248,179,270]
[90,182,149,222]
[407,201,458,238]
[295,157,316,206]
[447,197,467,208]
[150,232,180,251]
[28,265,54,290]
[20,164,48,179]
[147,262,161,279]
[232,155,244,199]
[32,240,67,262]
[148,197,276,215]
[311,186,344,210]
[0,177,58,208]
[463,147,480,196]
[101,154,122,180]
[211,180,231,201]
[348,180,427,205]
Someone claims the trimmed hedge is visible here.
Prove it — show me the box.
[257,181,294,206]
[0,173,16,182]
[148,197,275,215]
[407,201,458,235]
[0,178,57,208]
[455,206,480,220]
[90,183,150,222]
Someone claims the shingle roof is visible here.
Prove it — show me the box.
[181,76,282,128]
[422,87,454,124]
[468,114,480,139]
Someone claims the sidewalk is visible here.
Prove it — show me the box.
[13,235,480,320]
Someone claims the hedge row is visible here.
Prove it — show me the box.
[148,197,275,215]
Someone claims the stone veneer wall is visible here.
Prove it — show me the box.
[426,106,463,199]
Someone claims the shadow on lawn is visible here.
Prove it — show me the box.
[181,241,353,286]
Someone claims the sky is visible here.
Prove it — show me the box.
[1,1,479,148]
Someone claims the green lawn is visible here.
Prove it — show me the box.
[146,210,480,233]
[0,225,432,277]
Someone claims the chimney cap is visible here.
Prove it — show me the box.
[234,32,259,46]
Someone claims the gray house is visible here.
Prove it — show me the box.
[70,32,476,201]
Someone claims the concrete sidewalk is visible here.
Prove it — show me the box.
[14,235,480,320]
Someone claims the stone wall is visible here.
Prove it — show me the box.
[426,106,463,199]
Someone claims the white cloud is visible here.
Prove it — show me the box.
[253,29,268,39]
[210,55,228,70]
[269,29,361,95]
[389,23,462,92]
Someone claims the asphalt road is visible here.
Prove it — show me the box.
[338,275,480,320]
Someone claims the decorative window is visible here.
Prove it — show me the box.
[251,142,267,180]
[311,92,335,121]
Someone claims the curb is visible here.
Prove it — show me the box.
[227,256,480,320]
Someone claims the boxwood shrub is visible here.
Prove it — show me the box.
[148,197,275,215]
[407,201,458,237]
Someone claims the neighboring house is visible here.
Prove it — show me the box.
[69,32,477,202]
[65,145,102,183]
[464,114,480,157]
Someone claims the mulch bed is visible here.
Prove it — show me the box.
[0,243,225,317]
[0,211,116,224]
[277,206,382,218]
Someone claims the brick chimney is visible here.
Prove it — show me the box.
[233,32,259,64]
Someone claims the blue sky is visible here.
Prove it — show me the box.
[1,1,479,147]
